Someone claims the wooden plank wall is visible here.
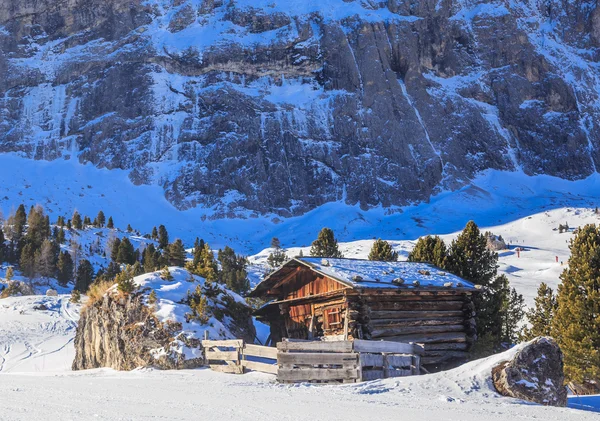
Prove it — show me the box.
[348,291,476,366]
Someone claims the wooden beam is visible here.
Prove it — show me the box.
[368,310,465,319]
[266,290,349,307]
[381,332,467,344]
[202,339,244,348]
[353,339,424,355]
[241,360,278,375]
[278,367,360,382]
[278,352,358,366]
[243,344,278,359]
[371,324,465,339]
[277,340,353,353]
[367,301,465,311]
[370,317,465,327]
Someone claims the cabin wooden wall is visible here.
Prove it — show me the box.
[258,266,477,367]
[262,268,352,343]
[346,290,476,367]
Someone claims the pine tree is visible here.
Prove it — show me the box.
[116,238,135,265]
[56,227,66,244]
[521,282,557,341]
[70,289,81,304]
[142,244,159,273]
[168,239,186,267]
[267,237,288,269]
[126,224,133,233]
[151,227,158,240]
[83,216,91,226]
[218,246,249,294]
[192,238,206,267]
[148,290,158,305]
[75,259,94,293]
[271,237,281,249]
[158,225,169,249]
[72,210,82,230]
[310,228,343,258]
[446,221,498,287]
[56,251,74,287]
[14,204,27,237]
[116,265,137,295]
[552,224,600,384]
[445,222,501,344]
[25,205,46,249]
[160,266,174,281]
[407,236,447,267]
[0,227,5,264]
[110,237,121,262]
[186,286,209,324]
[368,239,398,261]
[500,276,525,344]
[20,243,36,278]
[36,239,58,278]
[107,216,114,229]
[5,266,13,282]
[188,243,218,282]
[96,211,106,227]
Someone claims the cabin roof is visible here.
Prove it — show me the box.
[249,257,477,297]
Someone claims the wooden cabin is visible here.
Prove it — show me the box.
[249,257,479,367]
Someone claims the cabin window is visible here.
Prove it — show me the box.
[323,307,342,330]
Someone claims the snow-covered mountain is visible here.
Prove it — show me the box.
[0,0,599,217]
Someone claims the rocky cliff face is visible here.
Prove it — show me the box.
[73,269,256,370]
[73,291,204,370]
[1,0,599,217]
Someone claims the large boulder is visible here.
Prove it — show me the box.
[492,337,567,407]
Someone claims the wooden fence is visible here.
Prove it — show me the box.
[202,339,423,384]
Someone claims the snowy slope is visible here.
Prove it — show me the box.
[0,295,79,373]
[0,343,597,420]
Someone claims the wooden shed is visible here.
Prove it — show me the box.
[249,257,479,367]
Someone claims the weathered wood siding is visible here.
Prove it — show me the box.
[257,266,477,367]
[347,290,476,366]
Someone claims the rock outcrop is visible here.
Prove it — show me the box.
[492,337,568,407]
[73,268,256,371]
[73,291,203,370]
[0,1,599,216]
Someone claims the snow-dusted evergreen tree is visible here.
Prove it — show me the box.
[552,224,600,384]
[368,239,398,261]
[36,239,58,278]
[116,238,136,265]
[72,210,82,230]
[310,228,343,258]
[267,237,288,269]
[56,251,74,287]
[158,225,169,249]
[407,235,447,267]
[218,246,249,294]
[96,210,106,227]
[168,239,186,267]
[521,282,557,341]
[75,259,94,292]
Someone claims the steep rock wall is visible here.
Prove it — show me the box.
[0,0,598,216]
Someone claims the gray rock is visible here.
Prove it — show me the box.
[0,0,598,217]
[72,290,256,371]
[492,337,568,407]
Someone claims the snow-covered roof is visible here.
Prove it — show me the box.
[297,257,476,290]
[249,257,476,297]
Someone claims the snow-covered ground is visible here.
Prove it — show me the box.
[1,155,599,417]
[0,295,79,373]
[0,345,597,420]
